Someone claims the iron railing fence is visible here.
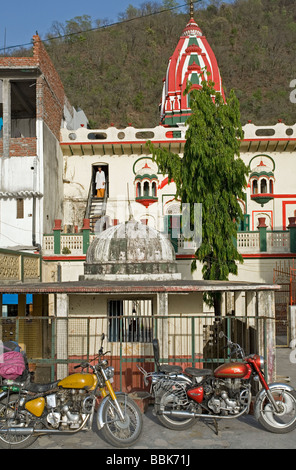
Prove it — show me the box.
[0,315,272,390]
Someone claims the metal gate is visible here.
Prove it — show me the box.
[273,261,296,346]
[0,314,271,390]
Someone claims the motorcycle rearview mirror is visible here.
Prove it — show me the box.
[98,333,105,355]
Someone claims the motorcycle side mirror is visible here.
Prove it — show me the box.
[218,331,225,339]
[101,333,105,341]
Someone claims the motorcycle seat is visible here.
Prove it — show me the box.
[26,380,60,393]
[159,365,183,374]
[185,367,212,377]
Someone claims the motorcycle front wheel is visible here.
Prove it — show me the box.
[155,391,197,430]
[99,395,143,447]
[0,394,38,449]
[254,387,296,433]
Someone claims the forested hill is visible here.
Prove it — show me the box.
[11,0,296,128]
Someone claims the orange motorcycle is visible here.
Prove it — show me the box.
[0,334,142,449]
[138,332,296,434]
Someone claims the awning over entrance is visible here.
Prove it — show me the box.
[0,279,281,295]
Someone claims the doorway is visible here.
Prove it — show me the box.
[92,164,109,197]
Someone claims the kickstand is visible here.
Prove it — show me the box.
[213,418,219,435]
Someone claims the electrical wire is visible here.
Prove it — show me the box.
[0,0,203,53]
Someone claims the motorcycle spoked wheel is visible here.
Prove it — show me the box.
[254,387,296,434]
[99,395,143,447]
[155,390,197,431]
[0,394,38,449]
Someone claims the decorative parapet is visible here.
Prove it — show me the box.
[43,219,95,256]
[60,125,187,156]
[60,122,296,156]
[0,248,41,283]
[42,227,294,257]
[237,231,260,253]
[241,122,296,153]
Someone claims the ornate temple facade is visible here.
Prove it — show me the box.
[47,12,296,287]
[0,7,288,381]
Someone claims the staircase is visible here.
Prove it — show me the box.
[85,180,108,232]
[88,197,107,232]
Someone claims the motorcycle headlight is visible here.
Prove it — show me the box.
[255,355,265,370]
[105,366,114,379]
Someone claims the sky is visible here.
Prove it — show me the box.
[0,0,192,52]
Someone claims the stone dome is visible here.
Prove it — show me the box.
[82,219,181,281]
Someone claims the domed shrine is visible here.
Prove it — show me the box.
[81,219,181,281]
[160,7,225,126]
[134,163,159,208]
[249,159,275,206]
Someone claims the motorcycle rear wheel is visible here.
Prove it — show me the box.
[254,387,296,434]
[155,391,196,431]
[99,395,143,447]
[0,394,38,449]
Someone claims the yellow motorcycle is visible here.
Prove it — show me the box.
[0,334,143,449]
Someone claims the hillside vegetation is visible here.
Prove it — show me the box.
[11,0,296,128]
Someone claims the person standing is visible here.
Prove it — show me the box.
[95,167,106,198]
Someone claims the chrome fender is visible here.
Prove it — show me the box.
[256,382,295,402]
[97,392,127,430]
[254,382,296,417]
[0,391,8,401]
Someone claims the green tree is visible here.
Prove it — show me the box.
[148,80,248,314]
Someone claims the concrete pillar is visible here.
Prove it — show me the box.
[288,217,296,253]
[290,305,296,347]
[82,218,90,254]
[156,292,169,364]
[2,79,11,159]
[246,291,257,327]
[53,219,62,255]
[257,290,276,382]
[56,293,69,379]
[257,217,267,252]
[18,294,26,350]
[234,291,245,317]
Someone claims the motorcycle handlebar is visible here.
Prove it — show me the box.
[74,362,89,370]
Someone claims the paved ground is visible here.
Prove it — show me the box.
[27,347,296,452]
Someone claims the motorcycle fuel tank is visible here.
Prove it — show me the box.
[214,362,251,379]
[58,373,97,390]
[25,397,45,417]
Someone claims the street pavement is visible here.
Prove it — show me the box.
[29,347,296,452]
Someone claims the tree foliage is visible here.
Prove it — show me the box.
[148,80,249,311]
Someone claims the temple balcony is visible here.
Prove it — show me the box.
[42,217,296,258]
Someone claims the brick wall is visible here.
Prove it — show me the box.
[33,35,65,140]
[0,35,65,143]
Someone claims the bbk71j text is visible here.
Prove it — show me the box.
[151,455,190,466]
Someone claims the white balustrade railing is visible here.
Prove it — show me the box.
[43,235,54,254]
[267,231,290,253]
[42,231,292,256]
[236,232,260,253]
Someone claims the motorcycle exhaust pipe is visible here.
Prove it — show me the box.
[0,427,48,435]
[161,407,249,420]
[0,427,83,435]
[162,410,202,419]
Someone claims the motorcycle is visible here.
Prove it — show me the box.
[0,333,143,449]
[138,332,296,434]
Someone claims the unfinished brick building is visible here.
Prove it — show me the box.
[0,35,87,250]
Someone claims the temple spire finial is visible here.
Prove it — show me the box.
[190,0,194,19]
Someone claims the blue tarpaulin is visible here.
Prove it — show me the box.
[2,294,33,305]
